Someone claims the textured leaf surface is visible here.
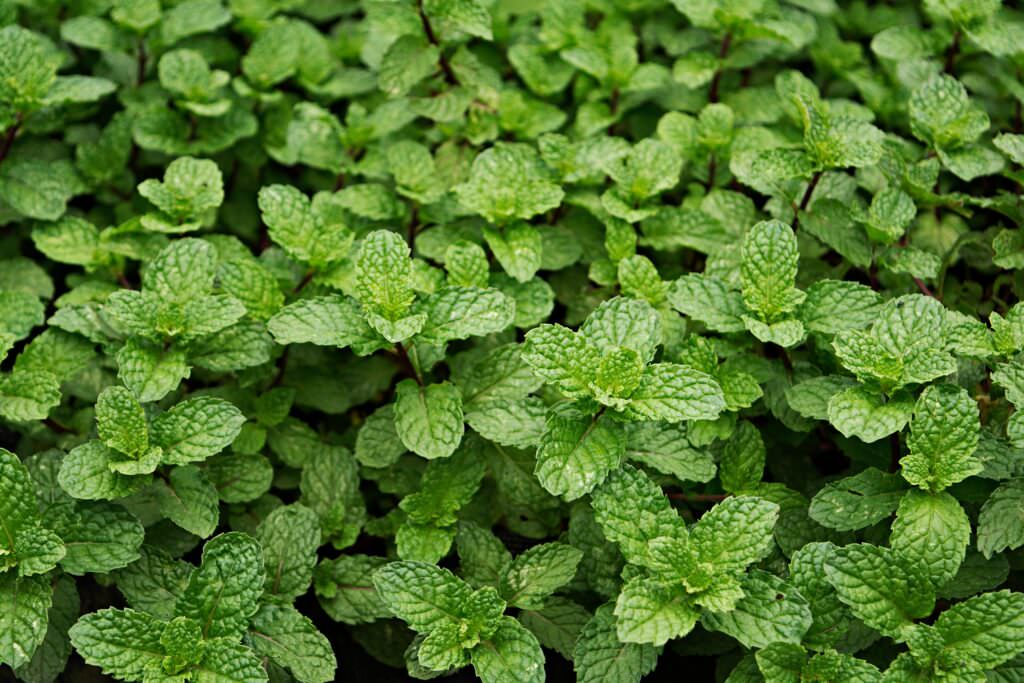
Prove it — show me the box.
[176,533,264,640]
[394,380,465,460]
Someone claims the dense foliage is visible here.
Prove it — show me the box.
[5,0,1024,681]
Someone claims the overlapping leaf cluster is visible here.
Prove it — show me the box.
[4,0,1024,682]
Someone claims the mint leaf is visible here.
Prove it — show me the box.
[979,479,1024,558]
[890,490,970,591]
[0,573,52,668]
[701,570,812,649]
[741,220,803,322]
[249,604,336,683]
[175,532,263,640]
[536,409,626,501]
[454,143,564,224]
[824,544,934,639]
[901,384,982,491]
[257,504,321,604]
[500,542,582,610]
[574,605,659,683]
[394,380,465,460]
[150,396,245,465]
[808,468,907,531]
[68,608,164,682]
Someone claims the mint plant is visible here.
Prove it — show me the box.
[6,1,1024,682]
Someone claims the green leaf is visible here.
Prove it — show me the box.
[788,543,854,650]
[464,398,546,449]
[372,561,476,632]
[114,546,191,621]
[54,501,143,575]
[0,25,61,111]
[95,387,149,458]
[355,405,406,467]
[500,542,582,610]
[890,490,969,590]
[378,35,441,97]
[154,465,220,538]
[175,532,264,640]
[701,570,812,649]
[401,447,485,529]
[591,464,680,568]
[425,0,493,40]
[14,575,79,683]
[518,598,590,660]
[470,616,545,683]
[808,468,907,531]
[824,544,934,639]
[483,223,543,283]
[249,604,336,683]
[0,448,39,556]
[613,578,697,646]
[0,290,44,340]
[626,427,714,487]
[313,555,391,625]
[979,479,1024,558]
[355,230,416,322]
[0,157,84,221]
[415,286,515,344]
[827,387,914,443]
[159,0,230,44]
[138,157,223,232]
[67,608,164,682]
[0,573,51,669]
[741,220,804,322]
[863,188,917,244]
[691,495,780,575]
[257,504,321,604]
[932,590,1024,670]
[909,74,989,150]
[456,522,511,590]
[623,363,726,422]
[150,396,246,465]
[901,384,981,491]
[580,297,662,363]
[257,185,352,267]
[720,421,766,493]
[299,444,363,548]
[797,96,885,170]
[0,369,61,422]
[142,238,217,303]
[117,339,190,404]
[394,380,465,460]
[454,143,564,224]
[798,280,881,334]
[536,409,626,501]
[268,295,379,351]
[521,324,600,399]
[192,638,267,682]
[58,441,147,501]
[573,605,659,683]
